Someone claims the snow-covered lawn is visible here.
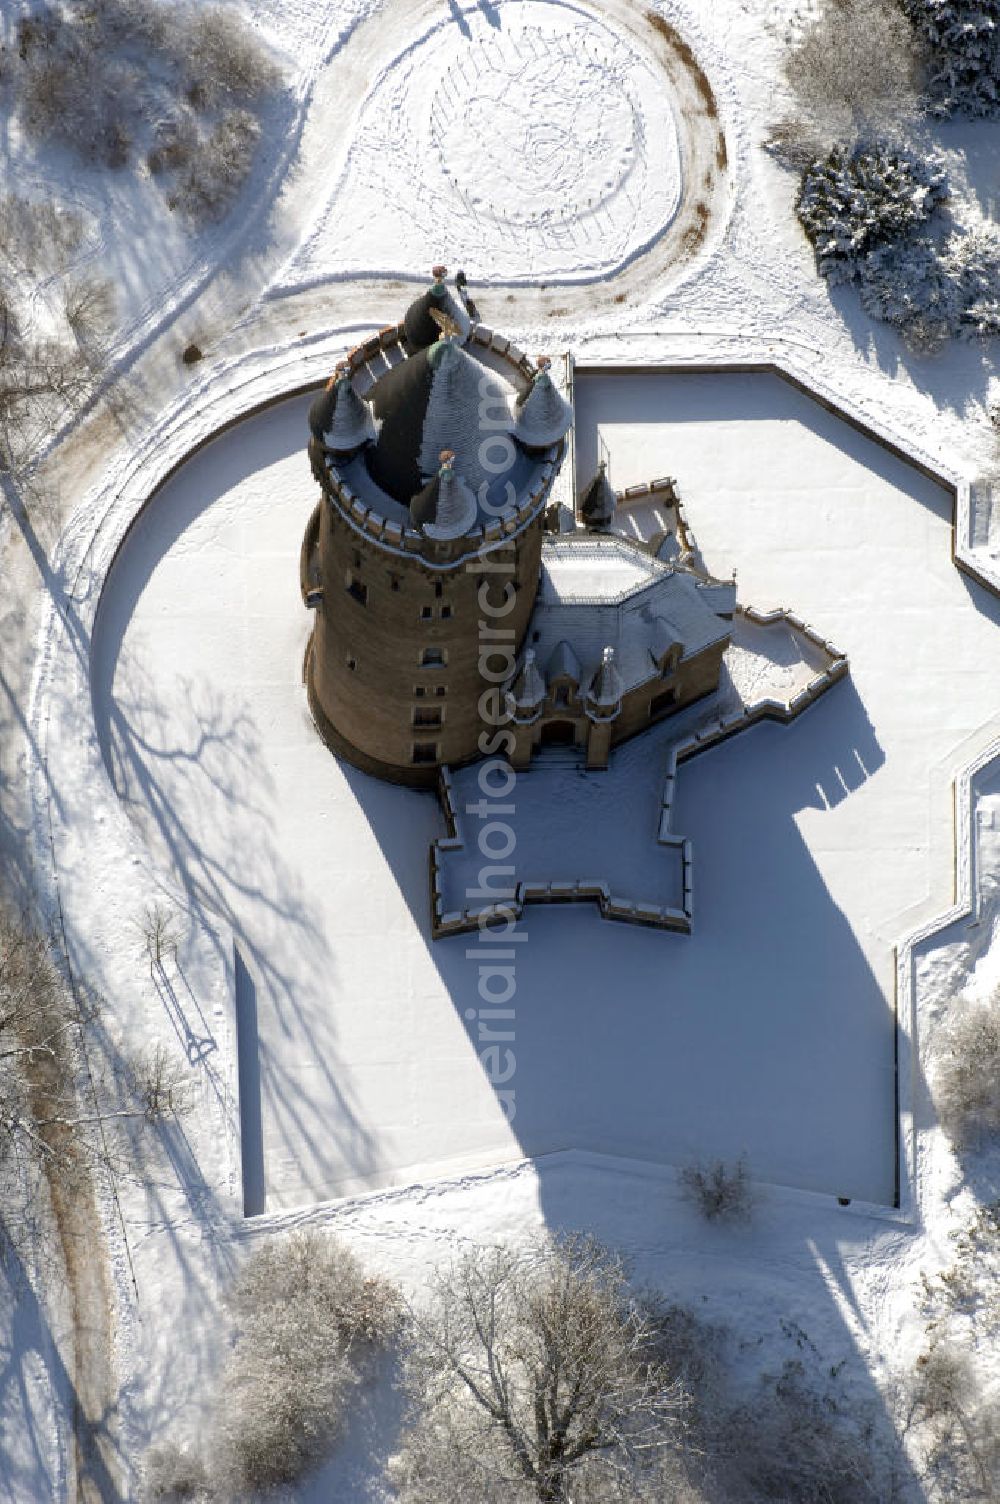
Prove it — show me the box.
[85,366,990,1215]
[281,0,683,285]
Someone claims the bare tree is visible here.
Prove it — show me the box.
[780,0,924,150]
[125,1043,193,1122]
[391,1234,690,1504]
[0,908,82,1174]
[912,1203,1000,1498]
[134,902,179,976]
[0,196,116,512]
[911,1339,1000,1499]
[680,1156,754,1223]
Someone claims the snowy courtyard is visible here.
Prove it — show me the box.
[84,367,996,1214]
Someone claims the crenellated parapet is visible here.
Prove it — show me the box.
[302,271,571,785]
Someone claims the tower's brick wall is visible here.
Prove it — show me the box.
[308,496,544,782]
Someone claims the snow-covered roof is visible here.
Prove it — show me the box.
[511,368,573,449]
[525,535,733,696]
[411,455,479,540]
[514,366,568,448]
[361,334,550,518]
[320,374,378,452]
[417,338,511,488]
[547,639,582,685]
[578,462,617,528]
[539,536,667,605]
[508,648,546,711]
[587,646,624,708]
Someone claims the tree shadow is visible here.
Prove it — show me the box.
[0,1209,124,1503]
[343,673,927,1497]
[88,403,383,1218]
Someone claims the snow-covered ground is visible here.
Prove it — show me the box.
[85,363,994,1219]
[4,0,1000,1497]
[280,0,683,284]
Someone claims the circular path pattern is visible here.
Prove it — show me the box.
[287,0,684,283]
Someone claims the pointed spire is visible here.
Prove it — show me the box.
[507,649,546,719]
[419,336,509,484]
[512,356,573,450]
[410,449,479,540]
[587,646,623,712]
[314,363,377,453]
[579,461,616,529]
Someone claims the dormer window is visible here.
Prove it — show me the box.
[421,647,447,667]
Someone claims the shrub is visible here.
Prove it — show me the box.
[11,0,279,206]
[184,9,280,109]
[62,276,117,353]
[680,1156,754,1223]
[134,902,179,973]
[125,1043,192,1122]
[796,142,949,282]
[147,109,199,177]
[721,1359,894,1502]
[858,236,961,348]
[213,1229,401,1493]
[943,222,1000,337]
[931,992,1000,1143]
[21,36,139,168]
[142,1441,212,1502]
[168,110,261,225]
[900,0,1000,118]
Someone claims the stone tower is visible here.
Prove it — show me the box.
[301,271,572,786]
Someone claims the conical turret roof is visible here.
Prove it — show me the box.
[579,461,616,529]
[310,371,377,454]
[512,361,573,450]
[587,646,624,710]
[507,649,546,713]
[366,336,511,506]
[418,337,511,481]
[410,451,479,541]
